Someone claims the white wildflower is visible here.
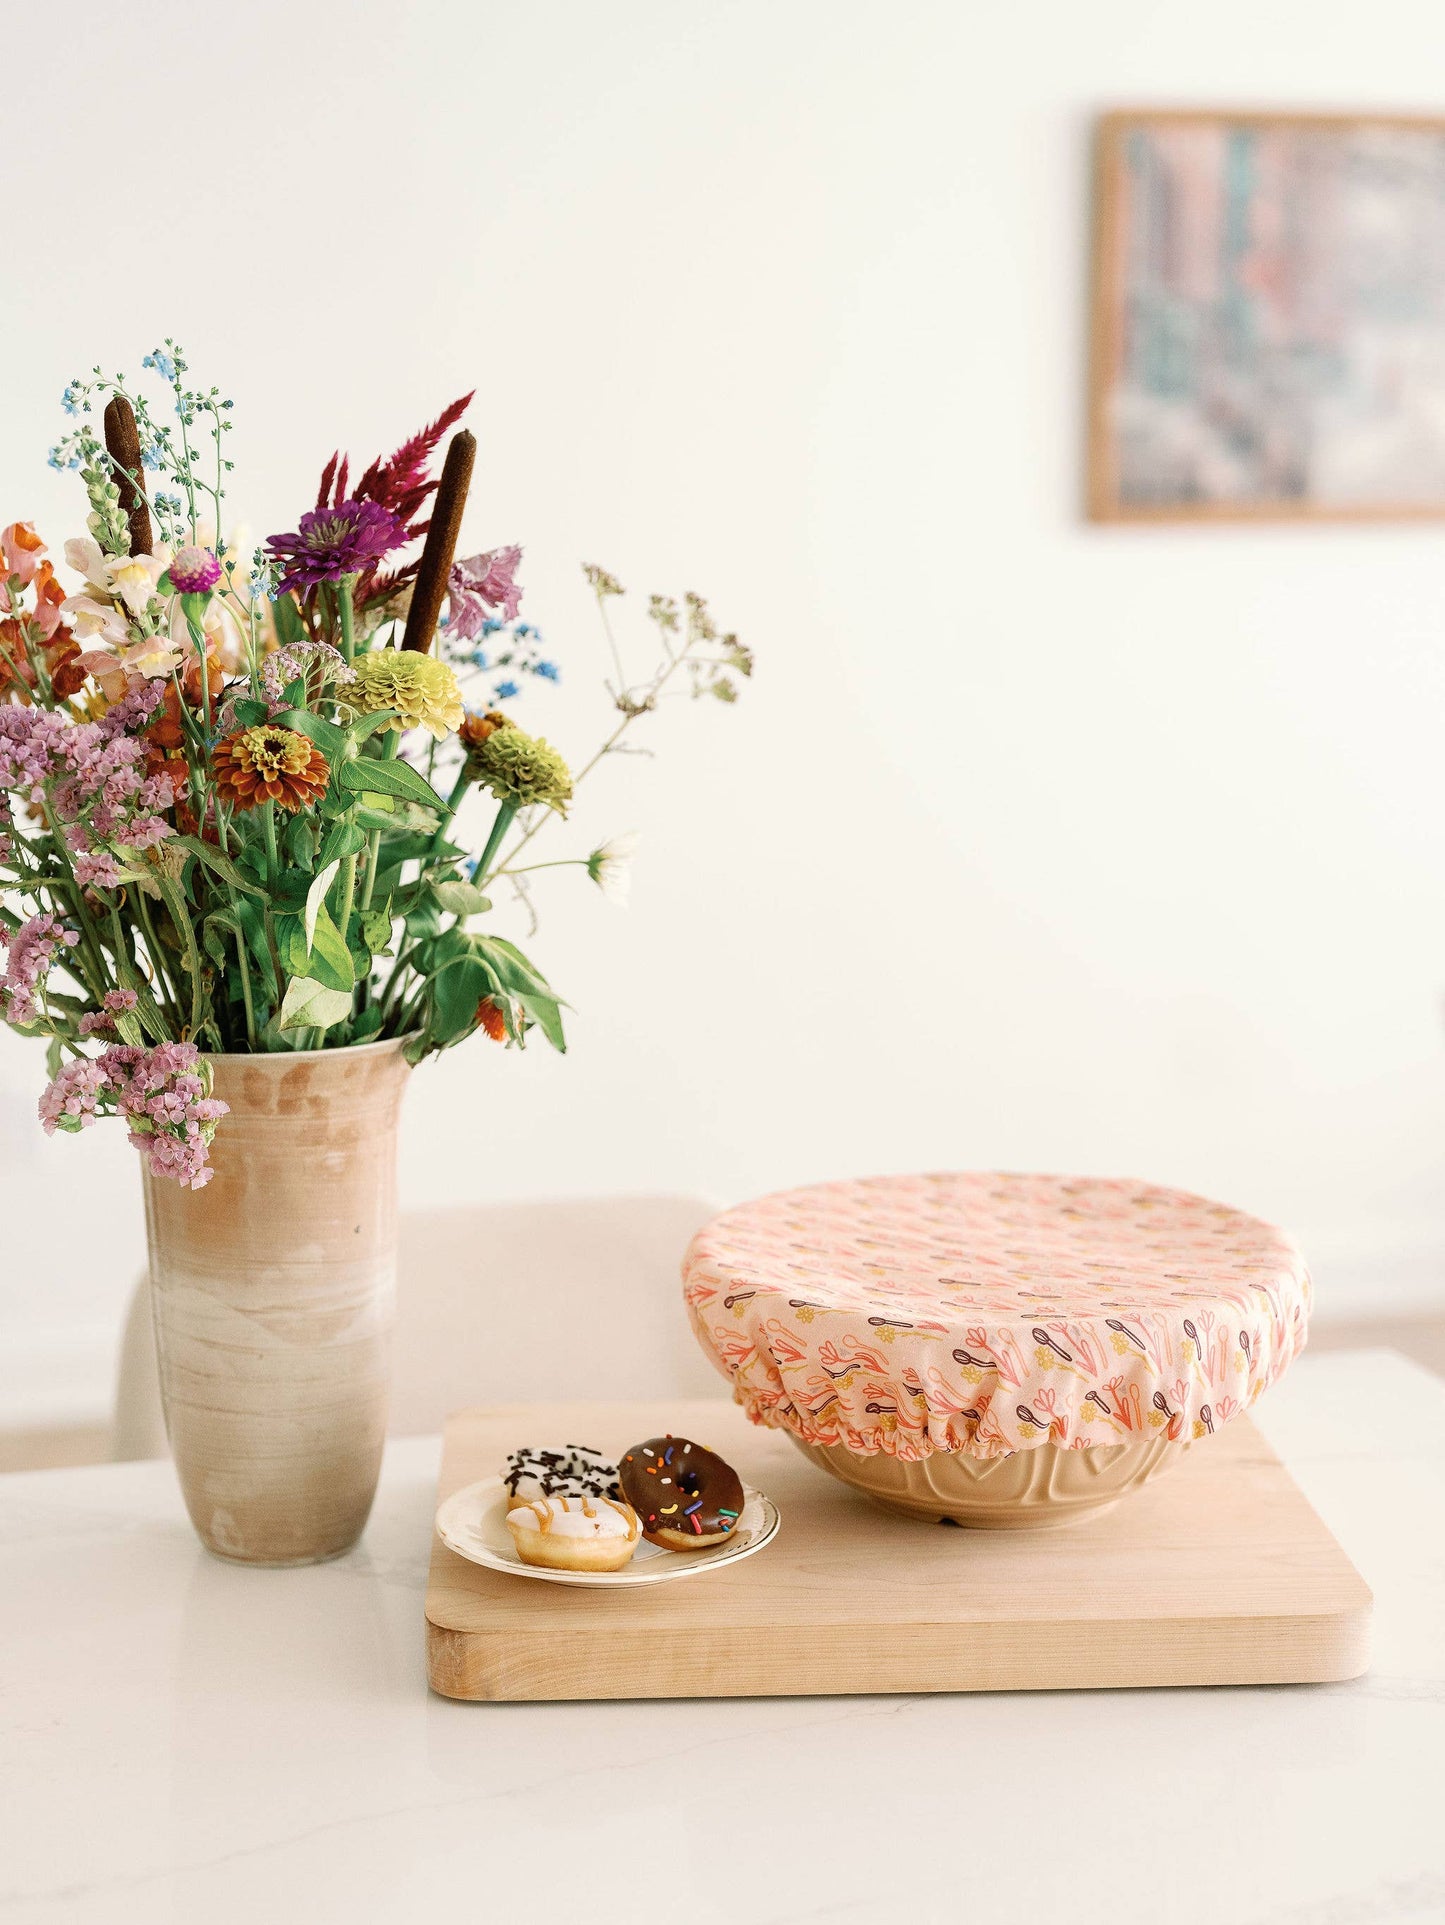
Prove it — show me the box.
[586,832,639,907]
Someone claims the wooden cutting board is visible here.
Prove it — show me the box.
[425,1399,1370,1701]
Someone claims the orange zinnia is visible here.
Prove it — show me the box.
[213,724,329,813]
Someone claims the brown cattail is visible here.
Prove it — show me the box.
[103,397,154,558]
[401,428,475,653]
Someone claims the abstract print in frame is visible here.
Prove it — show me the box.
[1088,110,1445,520]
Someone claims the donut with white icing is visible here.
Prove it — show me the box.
[502,1444,621,1508]
[619,1435,745,1550]
[505,1493,641,1572]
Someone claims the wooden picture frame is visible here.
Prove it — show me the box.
[1087,109,1445,522]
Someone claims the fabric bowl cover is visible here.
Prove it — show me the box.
[683,1173,1311,1461]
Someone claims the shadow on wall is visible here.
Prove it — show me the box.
[113,1194,728,1461]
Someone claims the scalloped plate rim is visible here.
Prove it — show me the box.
[435,1473,779,1587]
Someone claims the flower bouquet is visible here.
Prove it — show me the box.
[2,345,749,1561]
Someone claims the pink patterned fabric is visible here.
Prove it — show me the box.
[683,1173,1311,1461]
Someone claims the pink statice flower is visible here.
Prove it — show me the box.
[447,546,523,636]
[109,1041,228,1189]
[38,1056,109,1130]
[1,913,80,1026]
[39,1040,228,1188]
[0,679,173,874]
[77,989,138,1038]
[74,850,124,889]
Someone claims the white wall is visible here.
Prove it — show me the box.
[6,0,1445,1418]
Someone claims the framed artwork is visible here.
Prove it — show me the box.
[1088,109,1445,521]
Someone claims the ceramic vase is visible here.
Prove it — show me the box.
[141,1037,412,1566]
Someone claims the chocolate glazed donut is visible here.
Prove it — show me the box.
[619,1436,745,1550]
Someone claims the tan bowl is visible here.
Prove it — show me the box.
[788,1431,1193,1529]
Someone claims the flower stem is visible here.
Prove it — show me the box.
[337,575,358,667]
[495,858,588,878]
[337,854,357,947]
[473,799,516,884]
[156,875,205,1040]
[237,938,257,1048]
[133,889,182,1026]
[428,766,474,858]
[495,641,695,875]
[354,736,403,1021]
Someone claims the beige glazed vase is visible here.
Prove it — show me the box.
[142,1038,412,1566]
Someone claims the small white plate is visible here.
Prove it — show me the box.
[435,1475,780,1588]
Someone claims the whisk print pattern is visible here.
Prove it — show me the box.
[683,1173,1310,1461]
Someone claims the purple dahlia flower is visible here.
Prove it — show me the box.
[264,498,408,594]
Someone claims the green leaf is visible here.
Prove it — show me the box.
[200,916,230,969]
[233,898,278,1000]
[304,860,340,950]
[431,880,492,918]
[234,836,269,881]
[420,925,471,968]
[268,872,309,915]
[361,897,394,952]
[364,825,455,861]
[275,912,310,978]
[229,698,270,729]
[273,592,306,647]
[274,707,348,760]
[349,710,399,743]
[307,903,356,991]
[284,812,317,868]
[45,1035,63,1079]
[351,1003,384,1041]
[427,954,494,1044]
[116,960,171,1041]
[114,1013,146,1047]
[404,896,444,942]
[317,818,367,868]
[514,988,566,1053]
[278,975,352,1032]
[172,835,267,899]
[338,755,448,812]
[474,934,559,999]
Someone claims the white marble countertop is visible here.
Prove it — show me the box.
[2,1349,1442,1925]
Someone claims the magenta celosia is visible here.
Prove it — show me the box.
[39,1039,228,1188]
[447,545,523,635]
